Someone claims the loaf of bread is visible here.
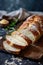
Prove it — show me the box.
[12,15,43,45]
[3,15,43,54]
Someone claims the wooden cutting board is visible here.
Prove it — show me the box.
[20,36,43,59]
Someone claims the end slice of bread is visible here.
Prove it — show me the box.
[3,41,21,54]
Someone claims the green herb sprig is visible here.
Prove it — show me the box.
[4,18,18,34]
[4,18,18,30]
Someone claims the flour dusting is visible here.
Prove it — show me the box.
[5,55,22,65]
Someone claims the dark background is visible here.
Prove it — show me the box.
[0,0,43,65]
[0,0,43,12]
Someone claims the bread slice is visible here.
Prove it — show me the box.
[3,41,21,54]
[6,35,28,49]
[19,29,36,43]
